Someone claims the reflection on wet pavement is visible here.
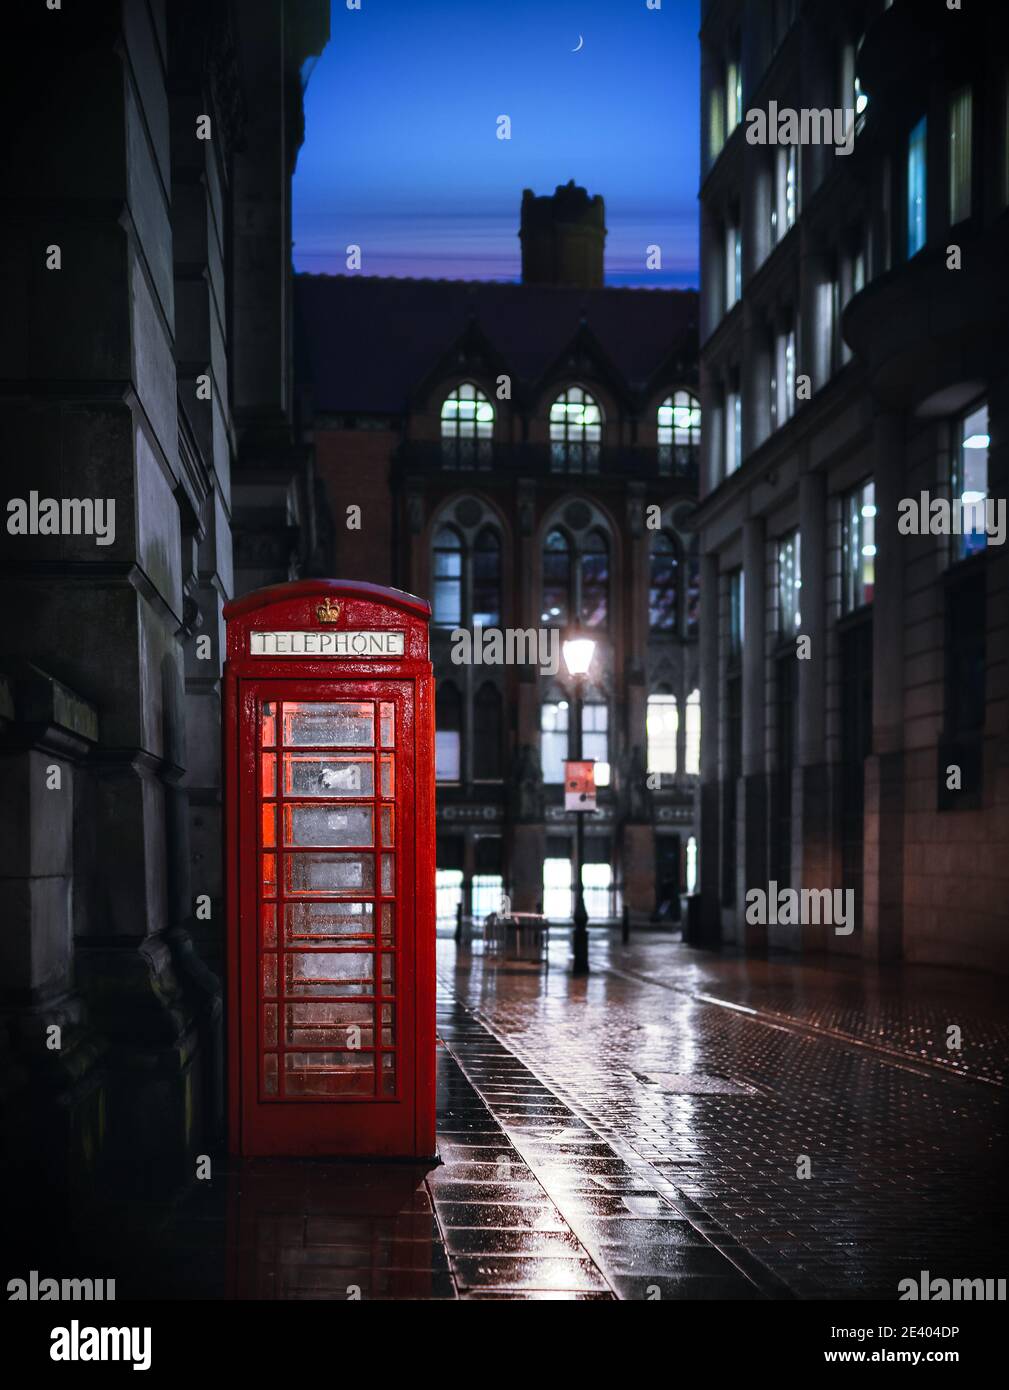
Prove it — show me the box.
[441,930,1008,1299]
[5,929,1003,1300]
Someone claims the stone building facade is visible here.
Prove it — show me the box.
[696,0,1008,969]
[0,0,328,1190]
[296,188,701,927]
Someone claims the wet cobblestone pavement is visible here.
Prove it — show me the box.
[439,930,1008,1300]
[6,930,1004,1301]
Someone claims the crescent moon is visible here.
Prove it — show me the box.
[572,35,584,52]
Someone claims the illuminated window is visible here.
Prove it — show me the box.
[952,401,990,561]
[540,698,569,784]
[550,386,602,473]
[441,383,494,466]
[471,874,503,921]
[708,82,726,164]
[433,519,501,627]
[907,116,927,258]
[725,220,741,310]
[583,861,613,923]
[773,145,797,243]
[658,391,701,474]
[647,691,678,775]
[582,700,609,785]
[686,836,698,893]
[949,87,973,225]
[841,480,876,612]
[436,682,462,781]
[649,531,679,632]
[432,527,462,626]
[685,689,701,776]
[777,532,802,636]
[774,325,796,427]
[543,857,572,920]
[726,388,742,474]
[436,869,463,923]
[726,60,742,134]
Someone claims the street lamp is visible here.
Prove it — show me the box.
[562,628,596,975]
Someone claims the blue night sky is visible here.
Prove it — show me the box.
[293,0,700,288]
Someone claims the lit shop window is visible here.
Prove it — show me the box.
[842,480,876,612]
[436,869,463,923]
[583,862,613,923]
[543,857,572,920]
[647,692,678,776]
[952,401,990,562]
[471,874,504,921]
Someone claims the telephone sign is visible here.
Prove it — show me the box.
[223,580,435,1158]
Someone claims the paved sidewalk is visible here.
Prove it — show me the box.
[441,930,1008,1299]
[6,930,1003,1301]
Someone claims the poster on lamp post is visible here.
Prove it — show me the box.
[564,760,597,812]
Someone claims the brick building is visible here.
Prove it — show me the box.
[295,185,702,926]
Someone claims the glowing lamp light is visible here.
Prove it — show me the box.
[962,433,990,450]
[562,634,596,678]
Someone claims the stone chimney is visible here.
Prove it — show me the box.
[519,181,606,288]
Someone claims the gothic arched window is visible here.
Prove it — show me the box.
[472,528,501,627]
[649,531,679,632]
[658,390,701,475]
[549,386,602,473]
[441,383,494,466]
[541,529,572,625]
[436,681,463,782]
[579,530,609,629]
[431,515,503,627]
[432,527,463,627]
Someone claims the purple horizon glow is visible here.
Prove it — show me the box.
[294,0,700,288]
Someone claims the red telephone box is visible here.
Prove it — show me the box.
[222,580,435,1158]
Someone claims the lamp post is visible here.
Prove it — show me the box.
[562,629,596,975]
